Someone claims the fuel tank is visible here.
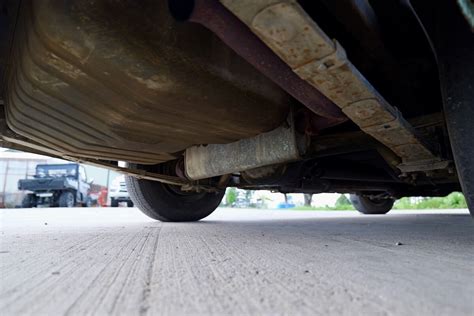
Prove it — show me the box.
[5,0,290,163]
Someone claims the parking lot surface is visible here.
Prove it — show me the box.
[0,207,473,315]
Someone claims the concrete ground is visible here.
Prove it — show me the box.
[0,207,473,316]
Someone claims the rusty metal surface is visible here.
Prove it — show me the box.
[187,0,345,122]
[221,0,447,171]
[185,116,304,180]
[5,0,291,164]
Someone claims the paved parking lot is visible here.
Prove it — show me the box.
[0,207,473,315]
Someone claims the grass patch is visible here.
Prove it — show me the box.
[394,192,467,209]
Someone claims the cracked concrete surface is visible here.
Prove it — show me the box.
[0,207,473,315]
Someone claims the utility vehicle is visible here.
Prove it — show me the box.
[18,163,91,208]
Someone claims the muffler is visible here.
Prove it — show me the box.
[185,116,306,180]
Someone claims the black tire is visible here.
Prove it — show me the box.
[127,200,134,207]
[125,175,225,222]
[350,194,394,215]
[429,1,474,214]
[110,198,119,207]
[58,191,75,208]
[21,194,36,208]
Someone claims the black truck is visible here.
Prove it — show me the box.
[18,164,92,208]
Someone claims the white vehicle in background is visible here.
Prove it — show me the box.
[108,175,134,207]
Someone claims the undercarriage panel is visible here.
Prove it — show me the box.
[5,0,290,163]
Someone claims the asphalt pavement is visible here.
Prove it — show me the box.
[0,207,473,315]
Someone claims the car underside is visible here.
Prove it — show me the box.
[0,0,473,220]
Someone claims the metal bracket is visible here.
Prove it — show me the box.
[298,40,348,75]
[397,159,451,173]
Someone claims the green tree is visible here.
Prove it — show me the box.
[226,188,237,206]
[335,194,351,208]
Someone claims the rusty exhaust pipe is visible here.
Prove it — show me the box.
[169,0,346,125]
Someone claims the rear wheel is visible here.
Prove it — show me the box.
[21,194,36,208]
[58,191,75,208]
[110,198,119,207]
[350,194,394,215]
[125,166,224,222]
